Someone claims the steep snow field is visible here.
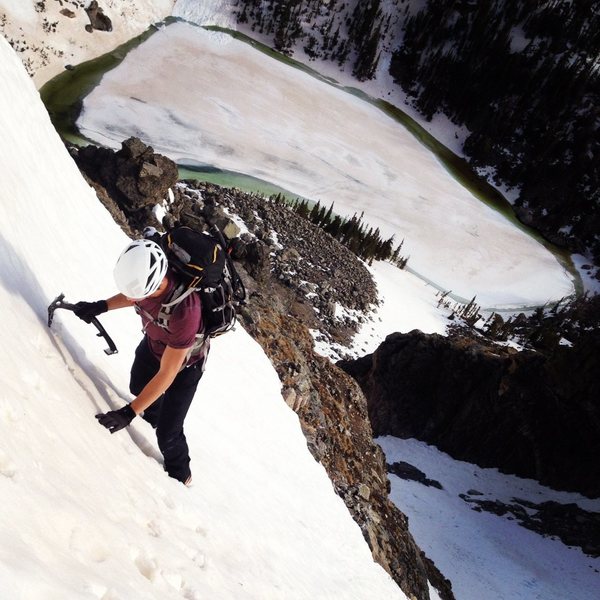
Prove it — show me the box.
[0,35,405,600]
[76,21,575,309]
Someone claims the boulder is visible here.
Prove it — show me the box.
[85,1,112,32]
[73,137,178,231]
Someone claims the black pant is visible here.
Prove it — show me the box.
[129,337,203,483]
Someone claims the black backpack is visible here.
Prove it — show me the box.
[144,224,246,338]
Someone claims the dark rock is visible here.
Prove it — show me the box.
[339,330,600,498]
[387,461,444,489]
[79,172,135,239]
[72,137,178,232]
[460,494,600,556]
[85,1,112,32]
[244,240,271,283]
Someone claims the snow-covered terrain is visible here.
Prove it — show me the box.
[0,35,405,600]
[2,3,598,600]
[77,21,575,308]
[313,260,450,360]
[379,437,600,600]
[0,0,175,86]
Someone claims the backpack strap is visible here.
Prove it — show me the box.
[182,333,211,372]
[156,282,193,330]
[134,282,199,333]
[160,285,196,309]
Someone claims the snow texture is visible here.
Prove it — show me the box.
[378,436,600,600]
[1,3,597,599]
[0,0,175,86]
[0,34,404,600]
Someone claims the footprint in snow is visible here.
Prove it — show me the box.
[69,526,111,563]
[0,451,17,478]
[134,554,160,582]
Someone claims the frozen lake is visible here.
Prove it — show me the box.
[77,22,574,308]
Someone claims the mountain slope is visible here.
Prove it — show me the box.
[0,34,404,600]
[0,0,175,86]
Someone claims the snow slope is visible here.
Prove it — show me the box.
[0,35,404,600]
[379,437,600,600]
[76,21,574,308]
[172,0,237,28]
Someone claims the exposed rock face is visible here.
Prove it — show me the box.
[339,330,600,498]
[85,1,113,32]
[78,171,136,239]
[239,293,440,600]
[71,137,178,231]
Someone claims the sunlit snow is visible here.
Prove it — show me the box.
[0,0,174,86]
[1,1,597,598]
[0,35,404,600]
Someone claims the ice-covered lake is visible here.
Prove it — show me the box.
[77,21,574,308]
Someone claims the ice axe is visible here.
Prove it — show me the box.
[47,293,118,355]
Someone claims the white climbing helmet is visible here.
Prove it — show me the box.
[113,239,168,299]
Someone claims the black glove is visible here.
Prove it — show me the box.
[73,300,108,324]
[95,404,136,434]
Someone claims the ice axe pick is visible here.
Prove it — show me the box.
[47,293,118,355]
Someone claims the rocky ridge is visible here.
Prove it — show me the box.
[72,138,452,600]
[189,180,378,348]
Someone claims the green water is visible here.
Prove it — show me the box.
[178,165,307,203]
[39,19,180,144]
[39,21,581,295]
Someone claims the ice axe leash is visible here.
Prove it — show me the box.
[47,293,118,355]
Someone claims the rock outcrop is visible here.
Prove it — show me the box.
[459,493,600,557]
[239,293,447,600]
[339,330,600,499]
[71,137,178,231]
[84,1,113,33]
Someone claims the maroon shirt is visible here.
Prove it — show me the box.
[135,272,203,364]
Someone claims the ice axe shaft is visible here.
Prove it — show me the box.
[47,293,118,355]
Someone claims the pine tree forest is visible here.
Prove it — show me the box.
[392,0,600,265]
[273,194,408,267]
